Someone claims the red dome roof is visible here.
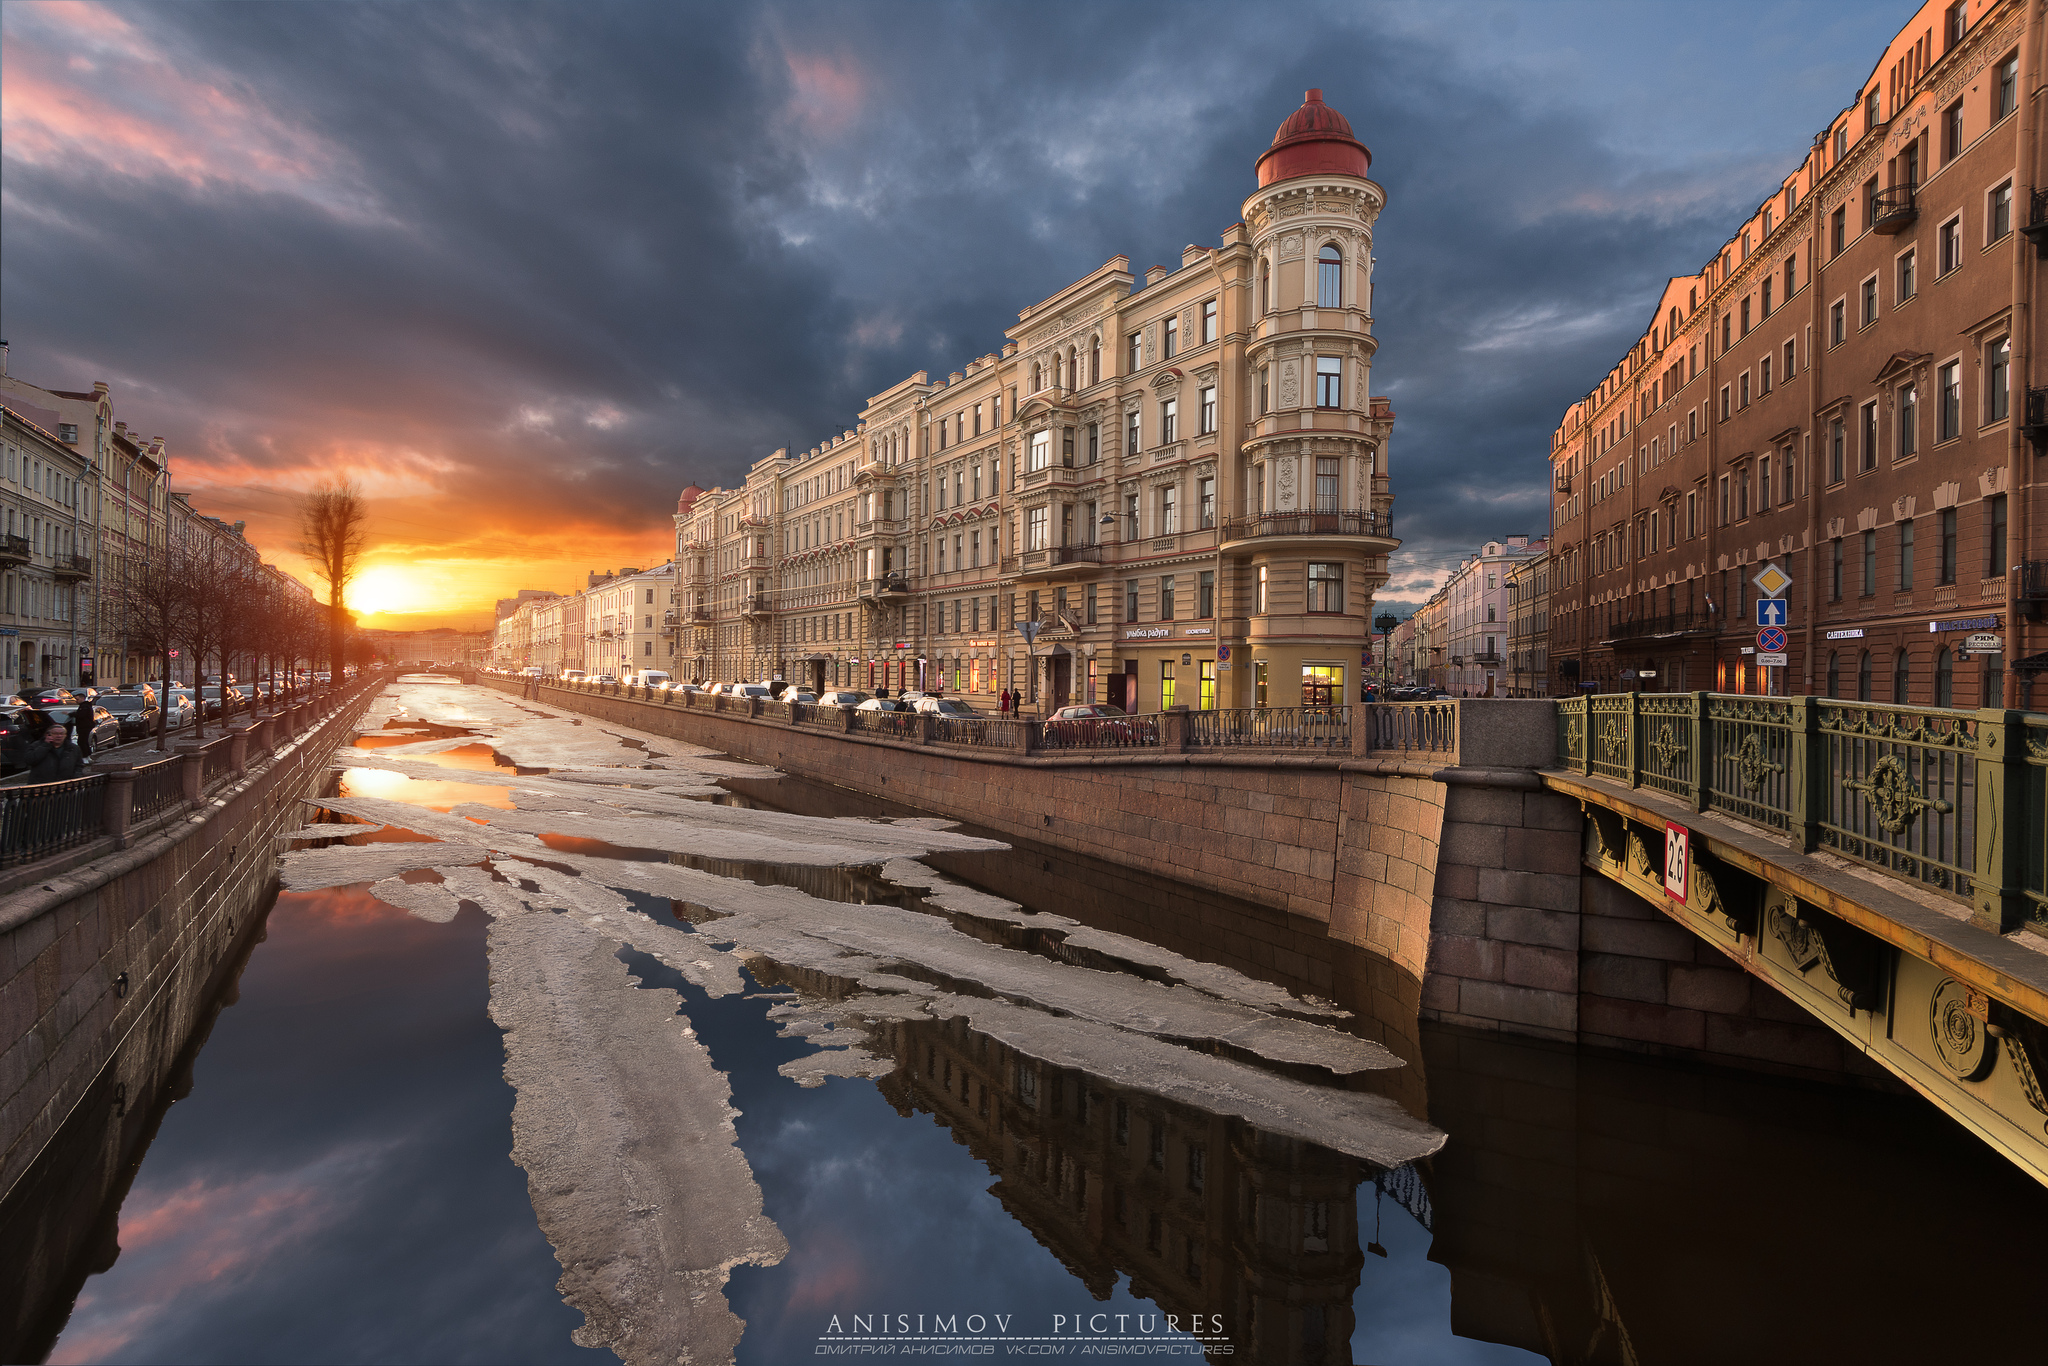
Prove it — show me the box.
[1256,88,1370,187]
[675,483,705,515]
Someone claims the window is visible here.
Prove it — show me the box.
[1832,205,1847,256]
[1720,385,1731,421]
[1862,529,1877,595]
[1939,508,1958,585]
[1898,383,1918,457]
[1898,518,1915,590]
[1861,276,1878,325]
[1254,566,1268,614]
[1127,333,1142,374]
[1315,457,1339,511]
[1199,569,1214,618]
[1858,649,1873,700]
[1944,99,1964,162]
[1861,401,1879,471]
[1938,361,1961,441]
[1999,54,2019,119]
[1160,484,1178,534]
[1936,647,1954,707]
[1866,89,1880,130]
[1759,454,1772,508]
[1086,423,1099,463]
[1831,537,1844,600]
[1126,408,1140,456]
[1785,256,1796,300]
[1316,356,1342,408]
[1989,493,2009,576]
[1784,339,1796,381]
[1763,278,1774,317]
[1761,356,1772,394]
[1947,0,1967,49]
[1863,176,1880,230]
[1829,417,1845,483]
[1160,574,1176,619]
[1741,296,1752,335]
[1028,430,1050,472]
[1894,649,1912,704]
[1898,247,1916,300]
[1830,299,1845,345]
[1199,386,1216,435]
[1740,371,1751,408]
[1828,650,1842,697]
[1722,313,1732,352]
[1940,218,1962,276]
[1992,181,2014,242]
[1307,562,1343,613]
[1159,661,1175,709]
[1026,507,1049,551]
[1988,337,2011,421]
[1162,315,1177,360]
[1091,341,1101,385]
[1201,298,1218,344]
[1198,476,1215,529]
[1258,366,1269,415]
[1160,398,1178,443]
[1317,245,1342,307]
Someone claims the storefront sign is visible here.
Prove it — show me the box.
[1930,615,1999,634]
[1964,632,2003,653]
[1824,628,1865,640]
[1181,627,1213,636]
[1122,627,1171,640]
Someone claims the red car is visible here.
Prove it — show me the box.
[1041,703,1157,748]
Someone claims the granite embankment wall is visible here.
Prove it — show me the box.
[0,677,385,1356]
[488,678,1860,1083]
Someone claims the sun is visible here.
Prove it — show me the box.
[348,565,424,616]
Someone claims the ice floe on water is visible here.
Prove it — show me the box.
[279,681,1446,1365]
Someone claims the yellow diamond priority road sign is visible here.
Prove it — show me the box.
[1751,561,1792,598]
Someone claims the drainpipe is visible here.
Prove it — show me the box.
[2006,0,2042,707]
[1805,150,1825,697]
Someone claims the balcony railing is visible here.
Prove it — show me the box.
[861,577,910,597]
[1221,509,1393,541]
[53,554,90,581]
[1872,185,1917,235]
[0,535,28,566]
[740,594,772,617]
[2018,561,2048,601]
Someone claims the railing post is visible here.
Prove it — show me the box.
[1578,699,1592,777]
[1790,695,1820,852]
[175,744,204,804]
[100,762,135,848]
[228,723,252,777]
[918,714,936,745]
[1162,707,1190,754]
[1022,720,1039,754]
[1688,693,1709,812]
[1351,702,1373,757]
[1972,708,2026,933]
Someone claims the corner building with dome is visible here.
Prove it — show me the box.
[673,89,1399,712]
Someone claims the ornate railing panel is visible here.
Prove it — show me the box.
[1819,702,1976,899]
[1556,696,1588,771]
[848,708,919,740]
[2023,715,2048,933]
[1587,694,1635,785]
[1364,702,1456,756]
[929,716,1023,750]
[1035,714,1161,752]
[200,742,235,788]
[129,758,185,822]
[1187,706,1349,751]
[1633,693,1697,801]
[0,775,107,866]
[1704,696,1797,832]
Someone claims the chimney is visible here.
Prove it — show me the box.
[1144,264,1169,286]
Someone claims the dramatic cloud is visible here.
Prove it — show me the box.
[0,0,1917,622]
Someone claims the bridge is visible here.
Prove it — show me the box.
[490,674,2048,1187]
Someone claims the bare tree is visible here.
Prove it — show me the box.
[298,480,370,684]
[111,543,185,751]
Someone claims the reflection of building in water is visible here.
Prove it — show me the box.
[872,1010,1375,1365]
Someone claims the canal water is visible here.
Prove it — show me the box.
[23,680,2048,1365]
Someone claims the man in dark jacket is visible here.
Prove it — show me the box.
[25,724,82,782]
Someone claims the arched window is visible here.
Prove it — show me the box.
[1317,245,1342,308]
[1935,646,1953,706]
[1826,651,1840,697]
[1858,650,1872,700]
[1091,340,1101,386]
[1894,649,1912,704]
[1068,347,1077,389]
[1031,363,1041,393]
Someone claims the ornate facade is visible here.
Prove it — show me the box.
[673,91,1399,710]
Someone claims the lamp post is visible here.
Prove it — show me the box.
[1374,612,1397,691]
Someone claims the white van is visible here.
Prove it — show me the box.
[561,669,586,682]
[633,670,672,688]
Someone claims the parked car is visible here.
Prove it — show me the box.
[96,691,161,741]
[27,688,79,708]
[120,683,159,705]
[162,695,197,730]
[197,685,246,719]
[913,697,978,717]
[1043,702,1157,747]
[817,689,867,709]
[855,697,910,712]
[725,683,774,700]
[787,689,819,705]
[561,669,587,682]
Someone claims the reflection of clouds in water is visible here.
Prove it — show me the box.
[46,886,604,1366]
[339,765,514,812]
[728,1081,1198,1365]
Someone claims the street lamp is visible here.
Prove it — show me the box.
[1374,612,1397,691]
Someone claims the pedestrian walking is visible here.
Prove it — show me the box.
[999,688,1011,716]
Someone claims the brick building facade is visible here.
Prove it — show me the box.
[1549,0,2046,706]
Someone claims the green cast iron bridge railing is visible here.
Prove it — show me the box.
[1555,693,2046,935]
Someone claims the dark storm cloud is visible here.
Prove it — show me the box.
[0,0,1916,606]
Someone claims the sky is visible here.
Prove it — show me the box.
[0,0,1923,629]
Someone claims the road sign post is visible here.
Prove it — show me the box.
[1756,599,1789,627]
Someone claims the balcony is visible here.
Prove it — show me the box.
[0,535,27,567]
[1872,185,1917,235]
[740,594,773,618]
[1600,610,1719,646]
[689,605,713,622]
[53,553,90,581]
[860,576,911,599]
[1013,544,1105,582]
[1221,509,1394,547]
[2018,561,2048,604]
